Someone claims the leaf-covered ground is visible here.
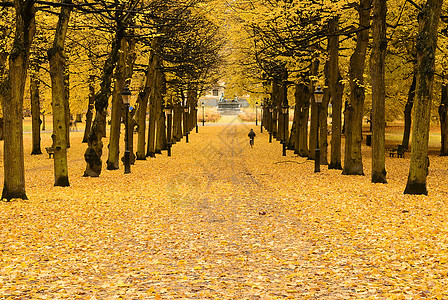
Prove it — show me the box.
[1,116,448,299]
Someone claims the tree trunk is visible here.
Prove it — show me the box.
[135,67,151,160]
[295,81,310,157]
[107,38,127,170]
[439,74,448,155]
[30,63,42,155]
[402,74,416,149]
[328,16,344,170]
[84,25,124,177]
[173,101,183,142]
[1,0,36,200]
[308,61,319,160]
[342,0,372,176]
[64,71,70,148]
[82,75,95,143]
[404,0,443,195]
[271,80,279,139]
[370,0,387,183]
[48,0,72,187]
[146,39,161,157]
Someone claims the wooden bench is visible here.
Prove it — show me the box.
[388,145,406,158]
[45,147,54,158]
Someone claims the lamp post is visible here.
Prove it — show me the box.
[314,86,323,173]
[195,107,198,133]
[201,102,205,126]
[122,86,131,174]
[165,104,172,156]
[269,106,273,143]
[255,102,258,126]
[183,104,189,143]
[260,101,263,133]
[281,104,289,156]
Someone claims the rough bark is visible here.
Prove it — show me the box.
[82,75,95,143]
[308,61,319,160]
[440,74,448,155]
[48,0,72,187]
[146,39,161,157]
[64,71,70,149]
[173,101,183,142]
[84,24,124,177]
[404,0,443,195]
[402,74,416,149]
[30,62,42,155]
[1,0,36,200]
[328,16,344,170]
[320,64,330,165]
[107,38,127,170]
[370,0,387,183]
[342,0,372,176]
[295,81,310,157]
[282,81,289,145]
[271,80,279,139]
[135,66,151,160]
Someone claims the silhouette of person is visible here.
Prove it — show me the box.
[248,129,256,147]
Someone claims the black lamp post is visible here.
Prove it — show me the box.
[255,102,258,126]
[165,104,172,156]
[260,101,263,133]
[195,107,198,133]
[269,106,273,143]
[183,104,189,143]
[314,86,323,173]
[201,102,205,126]
[122,86,131,174]
[281,104,289,156]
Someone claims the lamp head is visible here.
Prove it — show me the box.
[314,86,323,104]
[122,86,131,105]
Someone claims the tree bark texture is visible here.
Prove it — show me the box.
[64,71,70,148]
[295,81,310,157]
[402,74,416,149]
[84,24,124,177]
[136,70,151,160]
[30,62,42,155]
[370,0,388,183]
[271,80,279,139]
[308,60,319,160]
[342,0,372,176]
[328,16,344,170]
[404,0,443,195]
[107,38,127,170]
[1,0,36,200]
[321,63,331,165]
[146,39,162,157]
[48,0,72,187]
[439,74,448,155]
[173,101,183,142]
[82,75,95,143]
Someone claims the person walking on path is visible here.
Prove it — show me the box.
[248,129,256,147]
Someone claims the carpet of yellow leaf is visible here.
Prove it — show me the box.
[1,117,448,299]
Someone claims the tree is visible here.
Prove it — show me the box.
[327,16,344,170]
[48,0,73,187]
[342,0,372,176]
[0,0,36,200]
[370,0,387,183]
[404,0,443,195]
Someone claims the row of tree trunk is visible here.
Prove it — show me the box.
[263,0,444,195]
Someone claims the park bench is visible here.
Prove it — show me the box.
[45,146,54,159]
[387,145,406,158]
